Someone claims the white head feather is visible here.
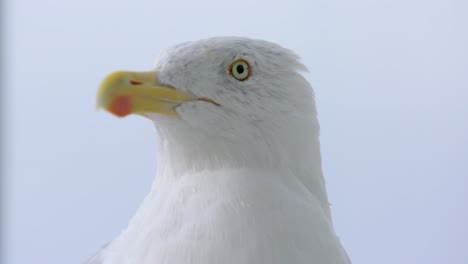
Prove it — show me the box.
[149,37,329,215]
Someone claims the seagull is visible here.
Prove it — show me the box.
[91,37,350,264]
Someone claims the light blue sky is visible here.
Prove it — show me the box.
[4,0,468,263]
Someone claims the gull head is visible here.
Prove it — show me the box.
[97,37,319,171]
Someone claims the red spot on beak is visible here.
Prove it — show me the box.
[109,94,133,117]
[130,80,142,85]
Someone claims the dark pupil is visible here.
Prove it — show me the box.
[236,64,245,74]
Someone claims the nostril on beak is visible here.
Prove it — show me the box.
[130,80,143,85]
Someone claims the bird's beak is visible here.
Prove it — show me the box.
[97,71,195,117]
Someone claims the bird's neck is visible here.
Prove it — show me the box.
[151,114,331,219]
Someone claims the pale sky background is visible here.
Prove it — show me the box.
[3,0,468,263]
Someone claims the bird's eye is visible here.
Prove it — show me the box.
[229,59,251,81]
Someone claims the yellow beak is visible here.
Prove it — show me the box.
[97,71,195,117]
